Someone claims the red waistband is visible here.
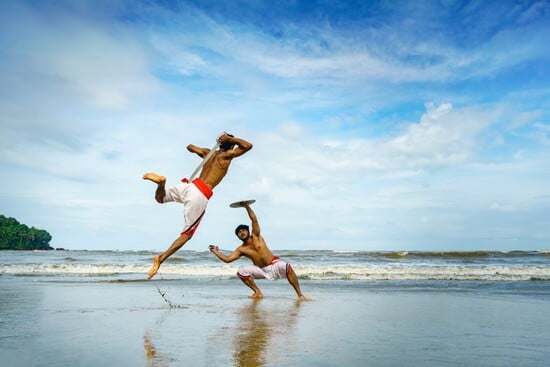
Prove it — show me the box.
[269,256,280,265]
[181,177,213,199]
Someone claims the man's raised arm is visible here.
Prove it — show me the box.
[243,204,260,237]
[218,134,253,158]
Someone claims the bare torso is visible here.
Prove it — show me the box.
[238,235,275,268]
[199,151,231,189]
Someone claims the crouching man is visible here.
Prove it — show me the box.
[209,202,306,300]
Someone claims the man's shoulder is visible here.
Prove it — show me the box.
[237,244,250,252]
[214,151,234,163]
[252,234,266,243]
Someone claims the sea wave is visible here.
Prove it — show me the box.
[369,251,538,259]
[2,263,549,281]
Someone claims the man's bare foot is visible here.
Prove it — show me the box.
[143,173,166,184]
[297,295,309,301]
[147,256,161,280]
[249,292,264,299]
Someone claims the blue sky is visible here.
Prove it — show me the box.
[1,0,548,251]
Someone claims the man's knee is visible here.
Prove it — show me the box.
[237,271,251,280]
[177,233,193,242]
[155,192,167,203]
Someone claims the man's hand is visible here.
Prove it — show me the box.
[209,245,219,253]
[217,133,232,144]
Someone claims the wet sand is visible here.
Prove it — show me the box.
[1,277,549,366]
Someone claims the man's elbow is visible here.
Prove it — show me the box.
[218,255,230,263]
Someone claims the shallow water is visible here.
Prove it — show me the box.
[1,277,549,366]
[1,250,549,366]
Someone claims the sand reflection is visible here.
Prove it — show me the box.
[233,300,302,367]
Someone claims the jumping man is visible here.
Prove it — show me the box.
[143,133,252,279]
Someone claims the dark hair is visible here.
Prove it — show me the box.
[235,224,249,236]
[219,133,235,151]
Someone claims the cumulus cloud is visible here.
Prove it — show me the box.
[250,102,500,182]
[380,102,498,169]
[236,102,500,214]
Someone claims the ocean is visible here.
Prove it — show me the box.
[1,249,549,282]
[1,249,550,366]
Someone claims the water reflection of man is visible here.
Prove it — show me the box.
[233,300,302,367]
[143,332,167,367]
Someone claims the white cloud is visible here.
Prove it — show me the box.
[1,2,160,110]
[379,103,499,169]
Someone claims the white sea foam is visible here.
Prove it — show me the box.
[2,263,549,281]
[294,264,550,281]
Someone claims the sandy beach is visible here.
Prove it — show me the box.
[1,275,549,367]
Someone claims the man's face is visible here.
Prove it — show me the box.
[236,228,249,241]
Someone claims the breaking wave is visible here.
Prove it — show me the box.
[2,263,549,281]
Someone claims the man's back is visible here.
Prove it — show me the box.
[198,134,252,189]
[199,151,231,188]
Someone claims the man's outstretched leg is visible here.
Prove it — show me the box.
[147,233,192,279]
[143,173,166,203]
[287,265,306,300]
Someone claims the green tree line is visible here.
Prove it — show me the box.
[0,214,53,250]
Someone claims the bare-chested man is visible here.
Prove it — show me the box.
[209,202,306,300]
[143,133,252,279]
